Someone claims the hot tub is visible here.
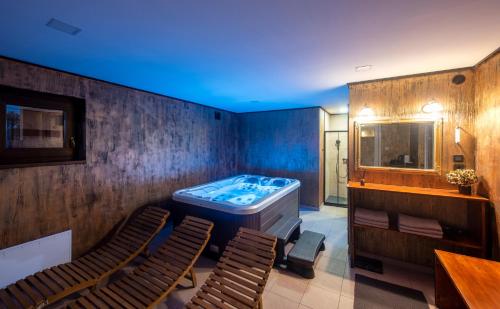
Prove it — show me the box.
[172,175,301,255]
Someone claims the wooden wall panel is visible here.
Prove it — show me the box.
[348,68,476,188]
[238,108,322,208]
[0,58,238,257]
[475,50,500,257]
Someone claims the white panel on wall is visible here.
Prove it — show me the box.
[328,114,348,131]
[0,230,71,288]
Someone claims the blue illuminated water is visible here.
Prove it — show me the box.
[182,175,296,206]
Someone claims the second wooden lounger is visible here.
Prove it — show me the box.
[187,227,277,309]
[68,216,214,309]
[0,206,169,309]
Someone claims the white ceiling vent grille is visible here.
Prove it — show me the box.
[46,18,81,35]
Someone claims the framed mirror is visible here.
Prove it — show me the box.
[355,119,442,173]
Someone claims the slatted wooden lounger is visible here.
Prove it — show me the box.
[67,216,214,309]
[0,206,169,309]
[187,227,277,309]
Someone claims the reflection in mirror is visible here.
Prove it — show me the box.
[359,121,435,170]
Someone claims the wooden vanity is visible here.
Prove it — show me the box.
[348,181,489,266]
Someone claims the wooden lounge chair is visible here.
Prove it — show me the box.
[0,206,169,309]
[67,216,214,309]
[187,227,277,309]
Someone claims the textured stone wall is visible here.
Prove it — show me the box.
[475,51,500,257]
[237,108,322,208]
[0,58,238,256]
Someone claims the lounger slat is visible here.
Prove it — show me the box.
[84,293,109,309]
[72,260,100,279]
[65,263,94,281]
[35,272,62,294]
[93,289,121,308]
[122,277,159,301]
[0,289,18,309]
[208,274,259,300]
[51,266,77,286]
[77,296,95,309]
[100,288,134,309]
[26,275,53,298]
[108,285,144,308]
[127,275,163,297]
[212,268,260,292]
[59,264,87,284]
[16,280,44,306]
[135,268,172,289]
[113,281,152,305]
[205,278,256,306]
[88,252,116,269]
[7,284,33,308]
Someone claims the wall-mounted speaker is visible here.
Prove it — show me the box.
[452,74,466,85]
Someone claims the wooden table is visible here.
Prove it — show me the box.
[435,250,500,308]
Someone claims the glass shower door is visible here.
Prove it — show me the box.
[325,131,348,206]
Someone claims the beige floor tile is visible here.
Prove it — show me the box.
[300,284,340,309]
[270,270,310,303]
[310,268,344,294]
[263,291,301,309]
[315,254,346,275]
[338,295,354,309]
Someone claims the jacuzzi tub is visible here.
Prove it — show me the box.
[173,174,300,214]
[172,175,301,255]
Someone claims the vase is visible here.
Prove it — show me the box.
[458,185,472,195]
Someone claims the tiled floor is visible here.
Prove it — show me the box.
[160,206,436,308]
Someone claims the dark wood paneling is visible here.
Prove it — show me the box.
[348,68,476,188]
[475,50,500,258]
[0,58,238,257]
[238,108,322,208]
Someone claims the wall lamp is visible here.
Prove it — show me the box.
[359,106,374,117]
[455,127,461,144]
[422,100,443,114]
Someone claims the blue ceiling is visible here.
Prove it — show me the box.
[0,1,499,113]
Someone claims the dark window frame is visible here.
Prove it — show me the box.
[0,85,85,167]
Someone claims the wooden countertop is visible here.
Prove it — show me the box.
[347,181,489,202]
[435,250,500,308]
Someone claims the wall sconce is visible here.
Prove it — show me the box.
[455,127,461,144]
[422,100,443,114]
[359,106,374,117]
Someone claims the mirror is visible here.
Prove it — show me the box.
[356,120,441,172]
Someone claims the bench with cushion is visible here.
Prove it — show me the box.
[266,216,302,265]
[287,230,325,279]
[0,206,169,308]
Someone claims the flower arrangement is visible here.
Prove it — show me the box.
[446,169,478,186]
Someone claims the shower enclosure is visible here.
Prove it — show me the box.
[324,131,348,206]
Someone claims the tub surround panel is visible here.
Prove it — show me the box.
[348,68,476,188]
[475,50,500,257]
[238,108,322,208]
[0,57,238,256]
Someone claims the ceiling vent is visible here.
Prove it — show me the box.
[46,18,82,36]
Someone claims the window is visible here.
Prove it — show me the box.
[0,85,85,167]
